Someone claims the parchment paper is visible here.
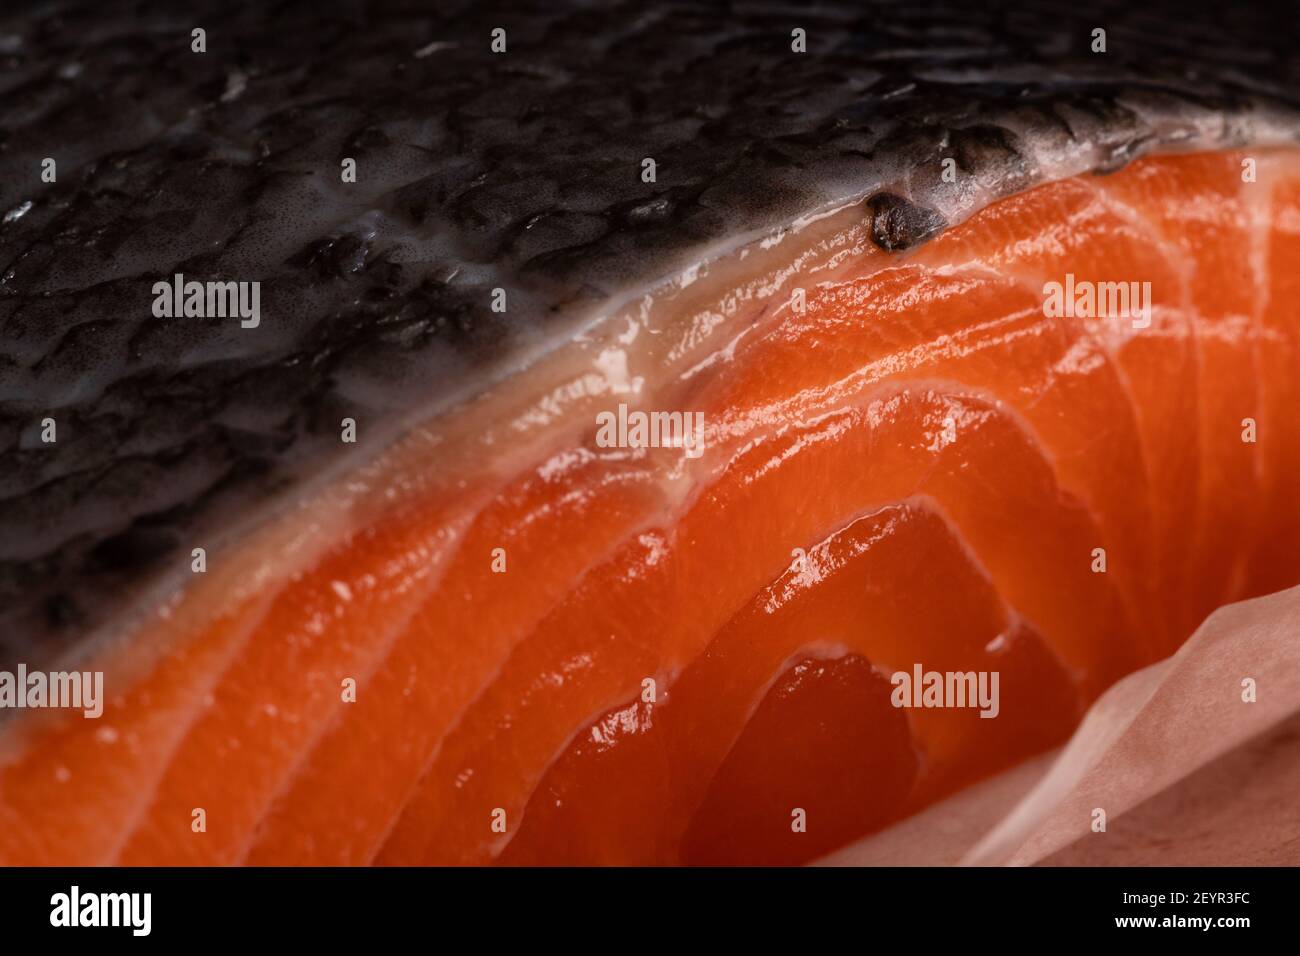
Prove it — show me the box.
[819,585,1300,866]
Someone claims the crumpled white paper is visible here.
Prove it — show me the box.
[819,585,1300,866]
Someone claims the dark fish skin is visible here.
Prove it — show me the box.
[0,0,1297,659]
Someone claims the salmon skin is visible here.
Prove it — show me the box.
[0,1,1299,866]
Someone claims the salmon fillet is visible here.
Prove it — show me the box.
[1,2,1298,866]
